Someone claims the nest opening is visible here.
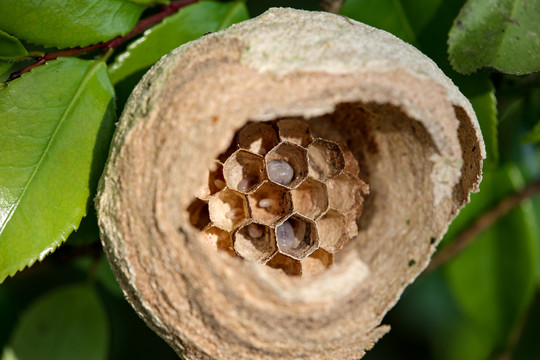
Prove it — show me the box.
[185,100,444,282]
[187,108,377,277]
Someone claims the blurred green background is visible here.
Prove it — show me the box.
[1,0,540,359]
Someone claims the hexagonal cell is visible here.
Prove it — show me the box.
[238,122,279,156]
[196,160,226,200]
[265,142,308,189]
[266,253,302,276]
[187,198,211,231]
[276,118,313,147]
[201,226,235,257]
[274,214,319,260]
[291,177,328,220]
[338,142,360,176]
[300,249,334,276]
[326,172,368,214]
[223,150,265,193]
[316,209,348,253]
[247,181,293,226]
[307,138,345,181]
[208,188,248,231]
[233,222,276,263]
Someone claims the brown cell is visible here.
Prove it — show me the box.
[247,181,293,226]
[208,188,248,231]
[316,209,348,253]
[223,149,266,194]
[201,226,235,257]
[233,222,276,263]
[274,214,319,260]
[276,118,313,147]
[265,142,308,189]
[266,252,302,276]
[291,177,329,220]
[186,198,211,231]
[237,121,279,156]
[338,142,361,176]
[307,138,345,181]
[300,248,334,276]
[326,172,367,214]
[196,160,225,200]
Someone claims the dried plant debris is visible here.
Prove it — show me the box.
[189,119,369,276]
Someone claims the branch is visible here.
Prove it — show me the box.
[496,290,538,360]
[6,0,198,82]
[428,177,540,272]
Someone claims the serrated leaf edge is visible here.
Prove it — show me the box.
[0,58,106,282]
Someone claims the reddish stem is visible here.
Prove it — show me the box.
[428,177,540,272]
[6,0,199,82]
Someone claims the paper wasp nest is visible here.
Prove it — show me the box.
[96,8,485,360]
[190,119,369,276]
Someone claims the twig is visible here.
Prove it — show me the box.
[428,177,540,272]
[319,0,345,13]
[6,0,198,82]
[496,290,538,360]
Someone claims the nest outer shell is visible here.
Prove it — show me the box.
[96,8,485,360]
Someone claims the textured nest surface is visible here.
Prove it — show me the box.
[96,8,485,360]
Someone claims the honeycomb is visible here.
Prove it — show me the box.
[189,118,369,276]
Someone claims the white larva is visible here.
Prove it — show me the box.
[276,221,296,250]
[247,224,264,238]
[258,198,275,208]
[267,160,294,186]
[214,179,226,189]
[238,178,255,192]
[226,208,243,219]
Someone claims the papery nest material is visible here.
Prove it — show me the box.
[96,7,484,360]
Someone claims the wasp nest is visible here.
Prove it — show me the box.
[97,8,484,360]
[190,119,368,276]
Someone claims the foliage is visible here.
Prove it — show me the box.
[448,0,540,75]
[1,0,539,359]
[0,30,27,60]
[108,1,248,84]
[2,285,108,360]
[0,0,145,48]
[0,58,116,283]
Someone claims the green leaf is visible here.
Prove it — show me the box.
[437,319,496,360]
[0,30,27,60]
[341,0,499,167]
[1,285,108,360]
[521,119,540,143]
[0,61,12,79]
[512,293,540,360]
[448,0,540,75]
[0,60,34,83]
[341,0,445,47]
[445,165,538,348]
[0,0,145,48]
[65,207,100,247]
[0,57,116,283]
[128,0,169,4]
[109,0,249,84]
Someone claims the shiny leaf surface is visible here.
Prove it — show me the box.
[109,0,249,84]
[0,30,27,60]
[0,0,145,48]
[0,57,116,282]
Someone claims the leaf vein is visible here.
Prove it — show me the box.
[0,60,102,234]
